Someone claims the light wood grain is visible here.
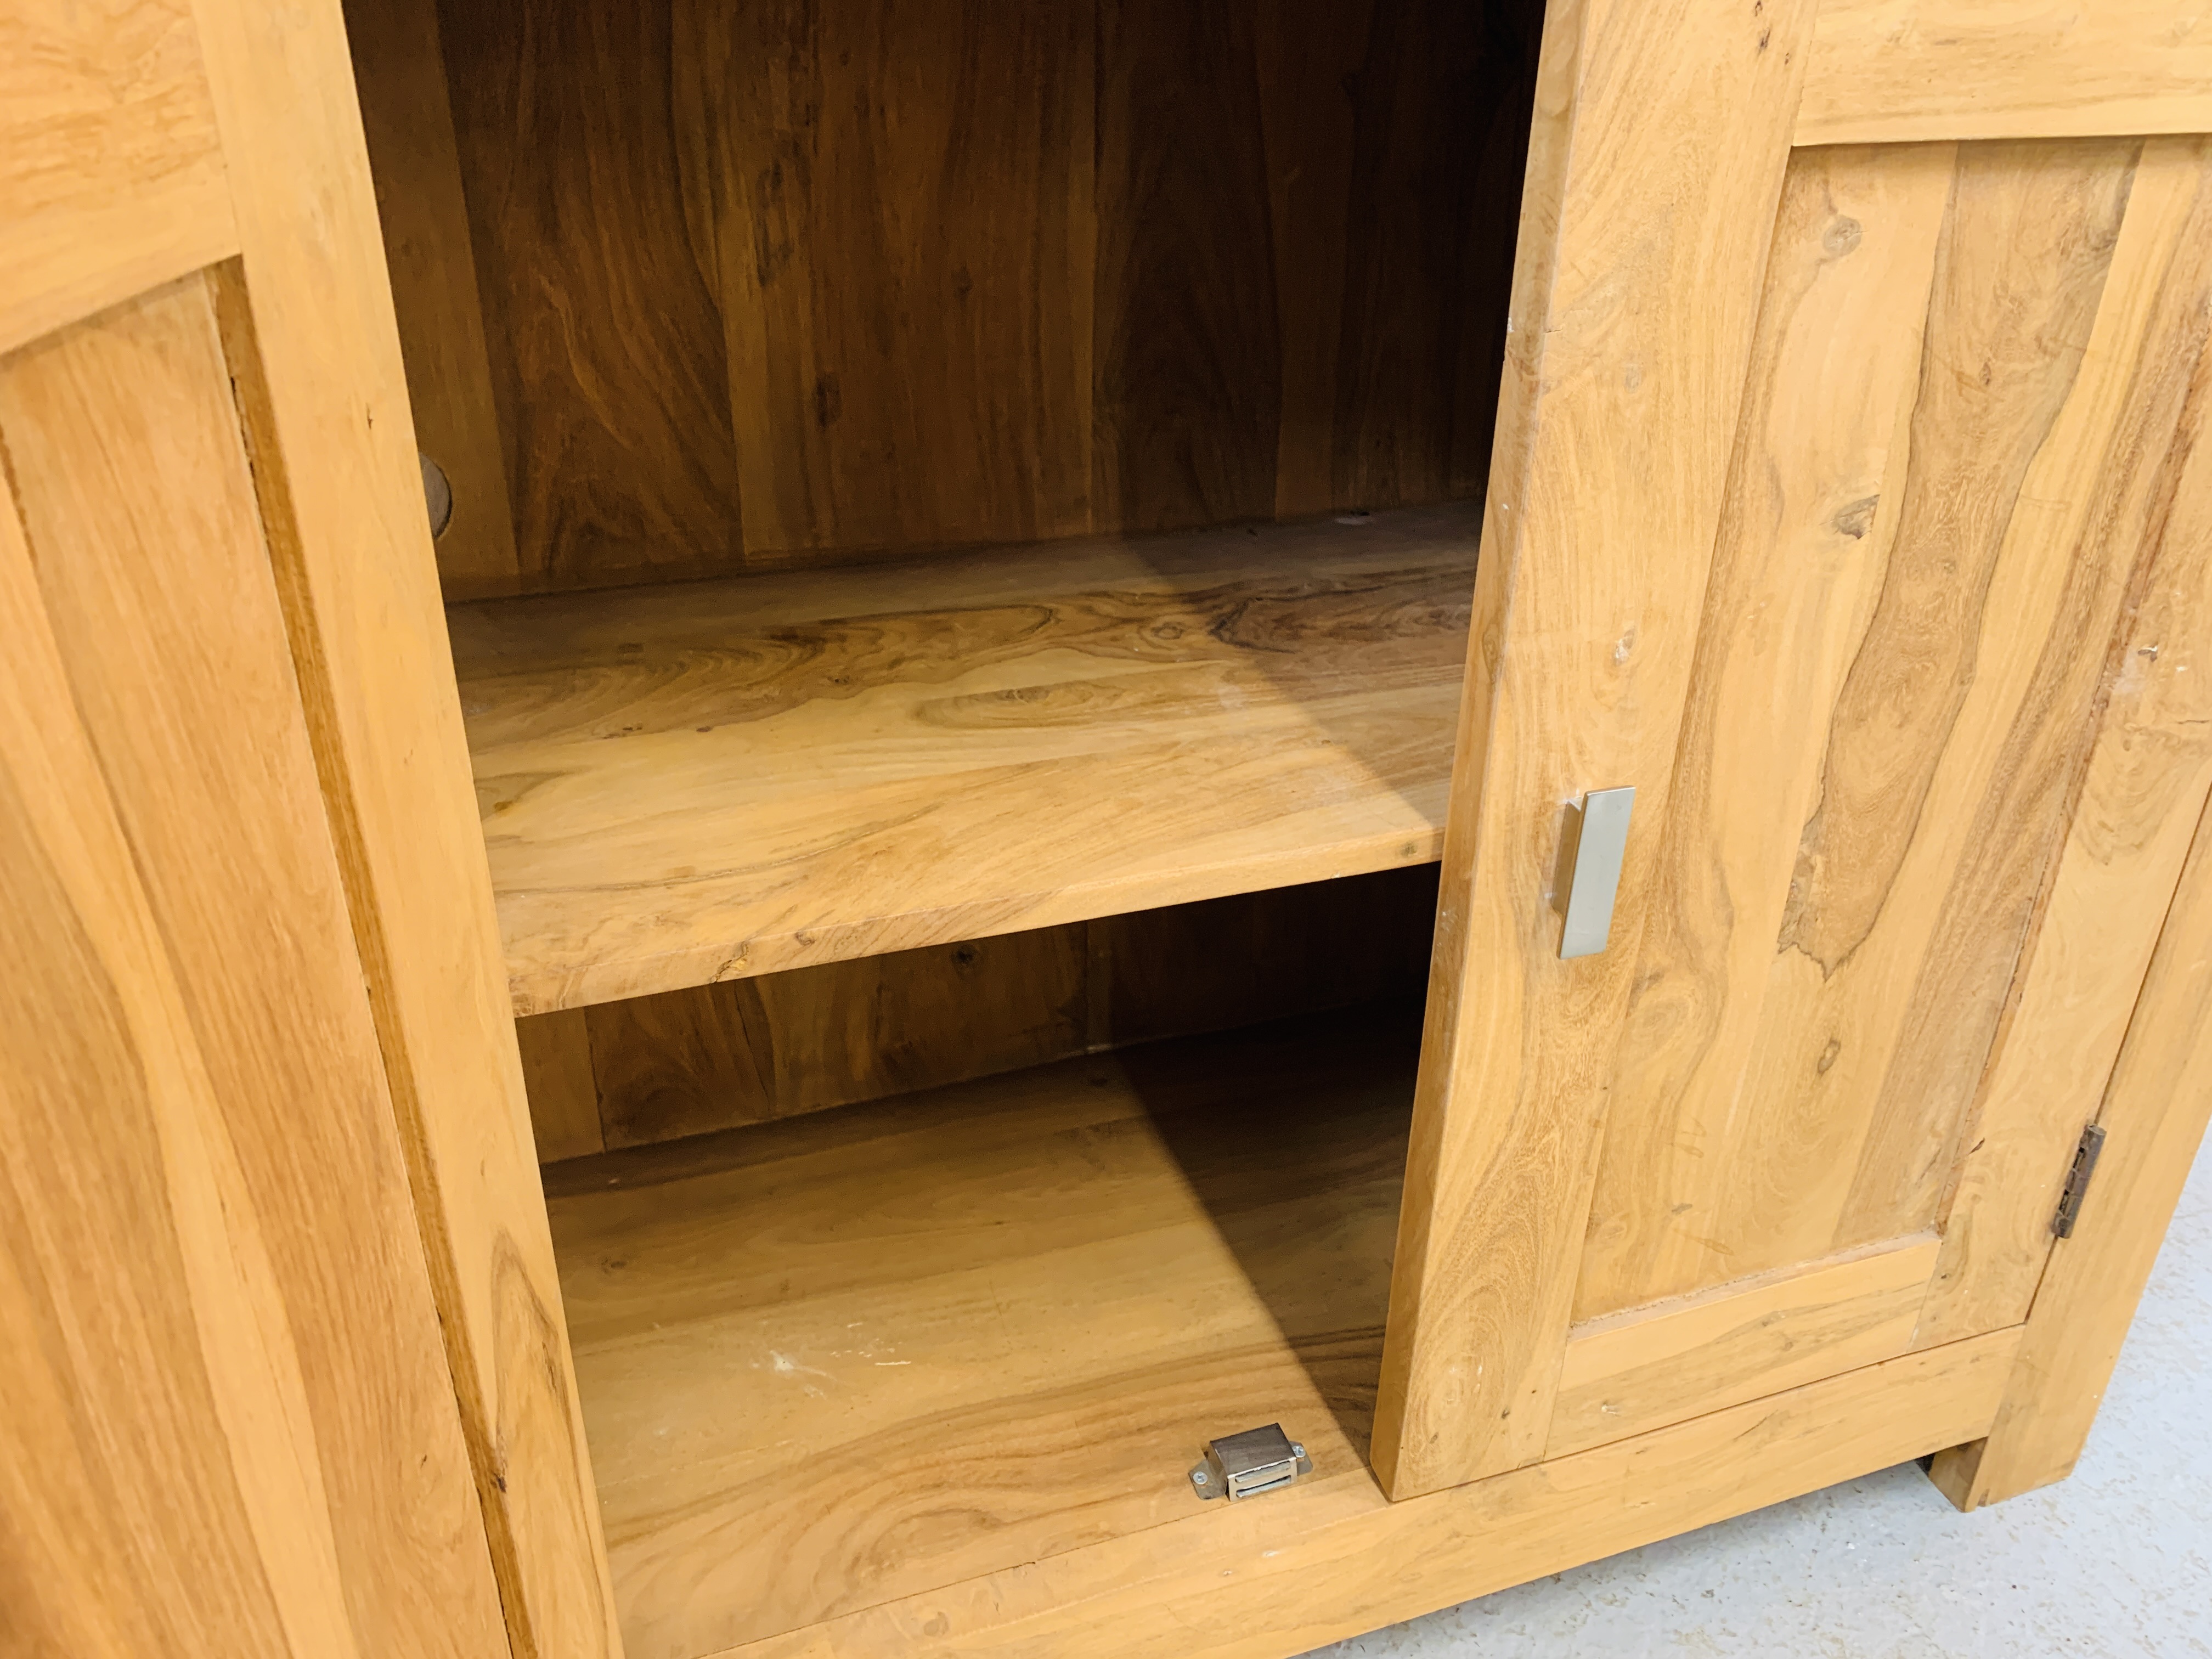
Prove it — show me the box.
[1575,140,1953,1320]
[548,1009,1420,1656]
[713,1329,2021,1659]
[518,1008,605,1163]
[1933,790,2212,1509]
[0,0,238,354]
[1548,1235,1939,1458]
[1575,136,2211,1325]
[436,0,744,592]
[1919,136,2212,1348]
[354,0,1535,595]
[341,0,522,594]
[185,2,622,1650]
[1374,0,1819,1498]
[454,505,1473,1014]
[705,0,1096,559]
[1798,0,2212,146]
[0,274,501,1656]
[1738,139,2146,1267]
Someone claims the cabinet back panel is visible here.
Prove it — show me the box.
[517,864,1439,1160]
[351,0,1542,598]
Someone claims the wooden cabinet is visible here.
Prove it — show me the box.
[5,3,2211,1656]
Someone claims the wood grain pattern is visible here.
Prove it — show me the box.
[437,0,744,592]
[352,0,1536,595]
[1547,1235,1939,1458]
[518,1008,605,1163]
[1257,0,1544,516]
[185,2,623,1649]
[1575,136,2212,1325]
[547,1009,1421,1656]
[341,0,522,594]
[1933,790,2212,1509]
[0,337,346,1659]
[454,505,1474,1014]
[1798,0,2212,146]
[583,927,1088,1150]
[714,1329,2021,1659]
[1094,865,1440,1045]
[0,0,238,354]
[699,0,1096,559]
[1919,136,2212,1348]
[1373,0,1820,1499]
[1575,141,1953,1321]
[1093,0,1279,533]
[0,274,503,1657]
[516,866,1438,1160]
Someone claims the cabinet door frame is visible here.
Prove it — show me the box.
[1376,0,2212,1502]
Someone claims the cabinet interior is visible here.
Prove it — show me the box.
[342,0,1543,1649]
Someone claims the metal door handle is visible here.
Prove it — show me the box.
[1559,786,1635,959]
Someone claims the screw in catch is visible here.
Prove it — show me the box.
[1190,1469,1209,1486]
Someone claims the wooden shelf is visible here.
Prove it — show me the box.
[543,1005,1418,1658]
[450,505,1477,1013]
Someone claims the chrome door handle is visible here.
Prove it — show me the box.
[1559,786,1635,960]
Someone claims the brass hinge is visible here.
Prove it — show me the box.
[2051,1124,2108,1239]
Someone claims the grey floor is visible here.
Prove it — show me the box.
[1305,1143,2212,1657]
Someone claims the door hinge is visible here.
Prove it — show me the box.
[2051,1124,2108,1239]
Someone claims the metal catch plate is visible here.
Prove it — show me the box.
[1189,1423,1312,1502]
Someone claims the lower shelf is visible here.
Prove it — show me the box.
[544,1005,1421,1658]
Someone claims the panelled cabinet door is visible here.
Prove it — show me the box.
[0,1,609,1654]
[1378,0,2212,1499]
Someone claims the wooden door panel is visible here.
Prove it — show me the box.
[1385,0,2212,1500]
[0,0,238,354]
[1572,139,1956,1319]
[1919,162,2212,1346]
[1577,135,2212,1323]
[1799,0,2212,146]
[0,272,506,1656]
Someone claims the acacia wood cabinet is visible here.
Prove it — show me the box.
[6,2,2212,1656]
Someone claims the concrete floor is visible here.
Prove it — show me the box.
[1306,1143,2212,1658]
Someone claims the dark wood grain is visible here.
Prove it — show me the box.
[541,1008,1420,1654]
[1093,0,1282,533]
[688,0,1096,560]
[437,0,743,591]
[356,0,1536,596]
[1263,0,1543,514]
[583,926,1090,1149]
[518,864,1439,1158]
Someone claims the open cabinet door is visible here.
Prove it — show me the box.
[1,1,613,1652]
[1377,0,2212,1499]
